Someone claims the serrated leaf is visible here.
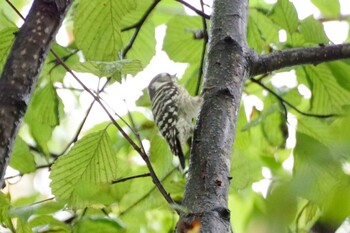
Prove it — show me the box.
[300,16,329,45]
[270,0,298,40]
[248,9,279,53]
[0,27,17,74]
[10,137,36,174]
[26,83,59,127]
[270,0,298,31]
[75,217,125,233]
[248,14,266,54]
[50,130,118,207]
[303,64,350,114]
[310,0,340,17]
[327,61,350,91]
[74,0,136,61]
[72,60,142,80]
[163,16,202,63]
[121,9,156,67]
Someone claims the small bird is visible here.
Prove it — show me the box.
[148,73,203,169]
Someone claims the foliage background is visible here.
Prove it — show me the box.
[1,0,350,232]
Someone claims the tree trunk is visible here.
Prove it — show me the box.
[178,0,249,232]
[0,0,74,187]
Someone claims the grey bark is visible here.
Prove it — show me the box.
[177,0,249,232]
[250,43,350,76]
[0,0,74,188]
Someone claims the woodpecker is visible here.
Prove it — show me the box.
[148,73,203,169]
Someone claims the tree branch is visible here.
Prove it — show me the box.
[121,0,161,58]
[195,0,209,96]
[250,78,338,118]
[0,0,74,188]
[175,0,210,19]
[250,43,350,76]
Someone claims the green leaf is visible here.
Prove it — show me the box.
[10,200,65,221]
[74,216,125,233]
[179,64,200,96]
[152,0,187,25]
[10,137,36,174]
[135,89,151,108]
[29,123,52,157]
[248,9,279,52]
[25,83,60,127]
[247,14,266,54]
[17,217,33,233]
[72,60,142,80]
[310,0,340,17]
[163,16,203,63]
[121,9,156,67]
[231,106,263,190]
[0,27,17,74]
[297,117,350,159]
[299,16,329,45]
[270,0,298,43]
[261,98,287,148]
[303,64,350,114]
[0,10,17,30]
[0,192,12,229]
[29,215,70,233]
[39,43,79,83]
[74,0,136,61]
[327,61,350,92]
[149,134,174,175]
[293,132,345,207]
[50,130,118,207]
[270,0,298,32]
[25,82,60,156]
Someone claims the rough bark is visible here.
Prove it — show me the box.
[177,0,249,232]
[250,43,350,76]
[0,0,74,187]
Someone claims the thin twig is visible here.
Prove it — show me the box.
[121,0,161,57]
[5,0,25,20]
[250,77,338,118]
[60,100,95,155]
[112,173,150,184]
[195,0,209,95]
[175,0,210,19]
[123,99,147,154]
[4,164,52,180]
[119,168,178,216]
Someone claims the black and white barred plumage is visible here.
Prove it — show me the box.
[148,73,203,169]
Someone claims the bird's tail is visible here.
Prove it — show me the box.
[174,137,185,169]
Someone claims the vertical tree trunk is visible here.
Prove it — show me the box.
[178,0,249,232]
[0,0,74,187]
